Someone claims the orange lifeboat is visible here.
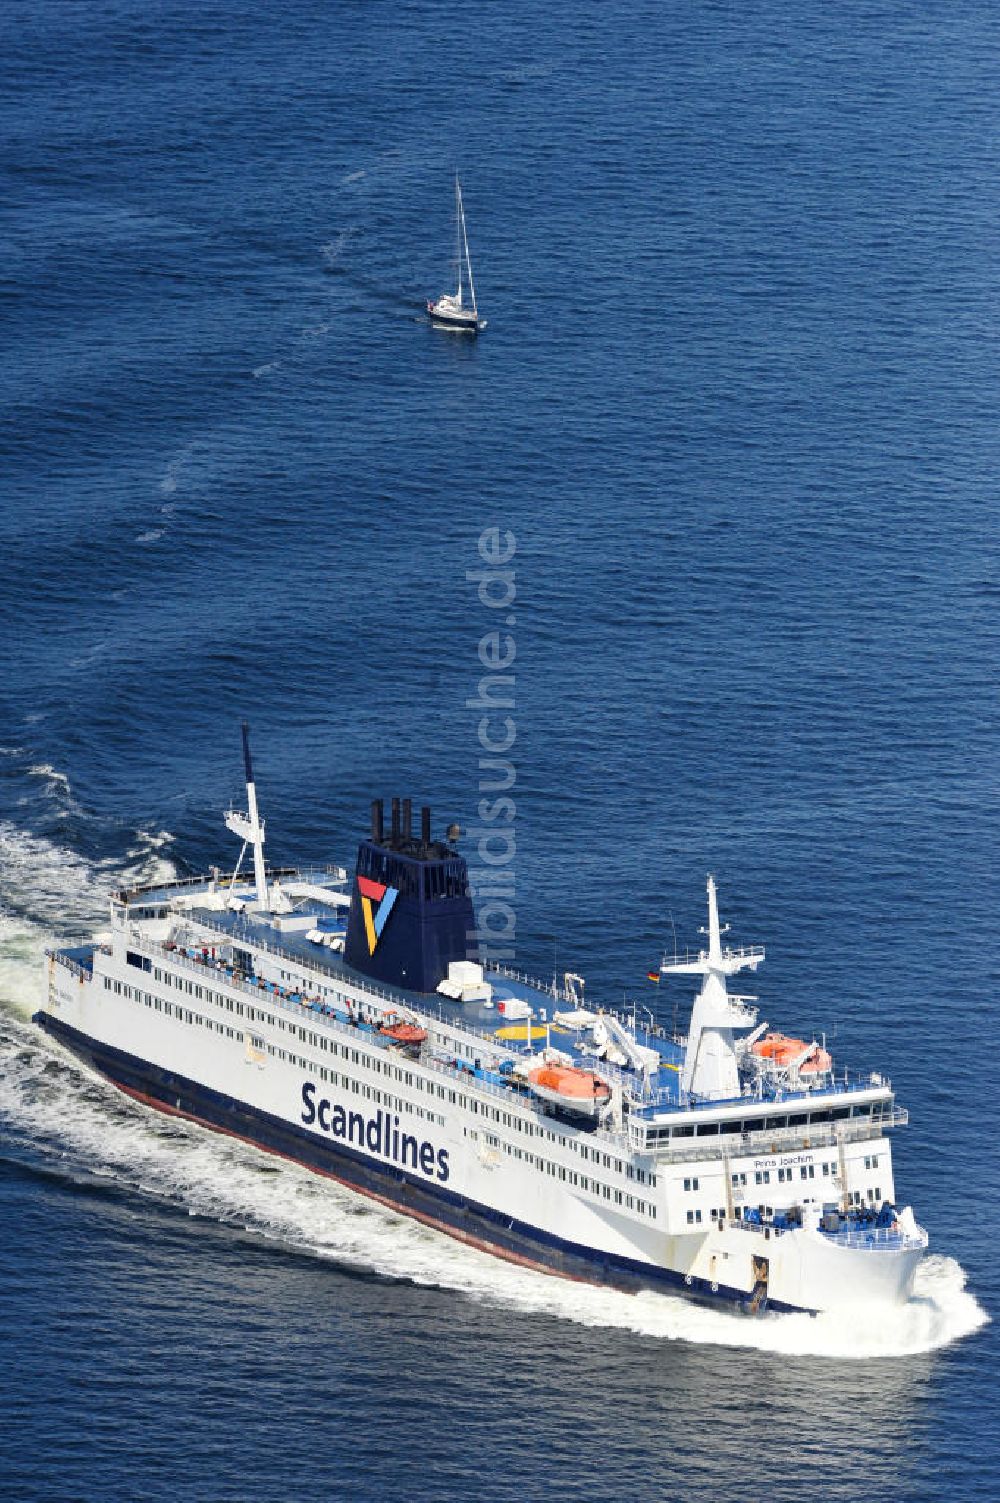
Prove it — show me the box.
[527,1063,612,1118]
[751,1032,832,1074]
[379,1020,428,1046]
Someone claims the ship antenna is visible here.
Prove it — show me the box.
[224,722,269,911]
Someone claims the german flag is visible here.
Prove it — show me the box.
[647,970,661,983]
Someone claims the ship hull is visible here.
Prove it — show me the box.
[35,1009,807,1315]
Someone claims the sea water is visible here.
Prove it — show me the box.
[1,1,996,1499]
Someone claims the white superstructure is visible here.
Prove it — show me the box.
[37,743,927,1318]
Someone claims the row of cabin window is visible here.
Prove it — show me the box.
[761,1164,822,1184]
[312,977,486,1070]
[123,964,656,1186]
[141,972,444,1097]
[189,961,648,1177]
[485,1135,656,1217]
[268,964,481,1065]
[679,1178,748,1190]
[646,1103,884,1144]
[685,1163,843,1194]
[310,1068,439,1126]
[118,979,446,1128]
[688,1194,888,1227]
[122,983,243,1039]
[121,971,495,1140]
[747,1165,830,1186]
[183,967,643,1178]
[471,1105,656,1185]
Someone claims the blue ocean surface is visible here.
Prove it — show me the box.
[1,0,997,1498]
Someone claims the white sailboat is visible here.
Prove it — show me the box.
[427,176,485,332]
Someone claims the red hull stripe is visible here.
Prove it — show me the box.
[114,1080,592,1285]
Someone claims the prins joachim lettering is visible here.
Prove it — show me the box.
[301,1082,450,1182]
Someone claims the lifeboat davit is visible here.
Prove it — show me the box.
[527,1063,612,1119]
[751,1032,832,1074]
[379,1020,428,1046]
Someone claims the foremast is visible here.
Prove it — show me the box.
[223,721,269,911]
[661,875,764,1101]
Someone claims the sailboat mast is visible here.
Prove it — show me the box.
[454,175,462,302]
[458,182,477,317]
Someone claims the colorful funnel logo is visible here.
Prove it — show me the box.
[357,875,399,955]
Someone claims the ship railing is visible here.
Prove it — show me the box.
[132,914,683,1116]
[419,1055,631,1149]
[724,943,766,963]
[490,949,700,985]
[659,943,765,969]
[177,912,496,1037]
[636,1068,892,1118]
[156,915,678,1093]
[641,1108,909,1164]
[124,934,632,1150]
[724,1216,788,1241]
[637,1084,692,1111]
[129,934,393,1040]
[820,1224,923,1251]
[488,962,561,997]
[115,865,347,905]
[723,1216,915,1249]
[175,913,659,1082]
[487,962,683,1046]
[778,1071,894,1100]
[47,949,93,982]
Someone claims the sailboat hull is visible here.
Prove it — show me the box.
[426,301,482,332]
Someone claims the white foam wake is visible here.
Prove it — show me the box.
[0,817,987,1359]
[0,1014,986,1360]
[0,817,177,1018]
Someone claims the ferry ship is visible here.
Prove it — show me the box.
[34,729,927,1316]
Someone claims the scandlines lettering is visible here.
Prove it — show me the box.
[300,1081,450,1183]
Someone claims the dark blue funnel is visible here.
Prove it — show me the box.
[343,802,478,993]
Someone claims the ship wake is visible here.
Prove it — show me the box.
[0,1014,987,1362]
[0,820,988,1361]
